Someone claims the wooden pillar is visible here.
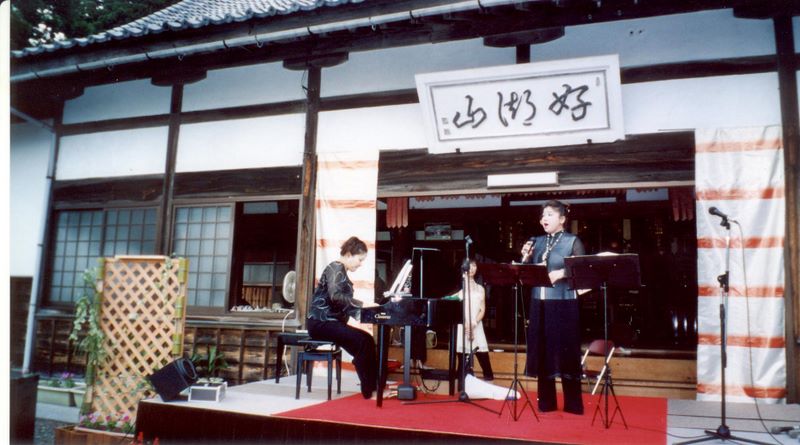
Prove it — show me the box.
[158,84,184,254]
[516,44,531,64]
[295,65,322,327]
[284,53,348,326]
[773,13,799,403]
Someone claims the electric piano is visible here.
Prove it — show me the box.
[362,297,462,407]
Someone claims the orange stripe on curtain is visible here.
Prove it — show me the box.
[697,333,786,348]
[317,239,377,250]
[696,187,784,200]
[318,160,380,170]
[695,138,782,153]
[698,285,784,297]
[316,199,375,209]
[697,383,787,399]
[696,236,784,249]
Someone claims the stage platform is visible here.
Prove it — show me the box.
[135,370,800,444]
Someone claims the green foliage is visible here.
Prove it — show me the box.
[69,268,106,389]
[10,0,180,50]
[190,345,229,380]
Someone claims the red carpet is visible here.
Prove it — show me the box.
[276,391,667,444]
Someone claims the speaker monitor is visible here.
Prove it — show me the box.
[148,357,198,401]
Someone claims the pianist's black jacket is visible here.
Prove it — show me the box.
[307,261,363,323]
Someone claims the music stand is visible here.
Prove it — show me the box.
[480,263,550,421]
[565,254,640,429]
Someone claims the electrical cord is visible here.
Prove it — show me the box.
[281,309,296,376]
[734,221,782,445]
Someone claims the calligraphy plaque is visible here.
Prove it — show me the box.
[415,54,624,154]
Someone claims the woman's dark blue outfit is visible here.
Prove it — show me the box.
[524,231,585,414]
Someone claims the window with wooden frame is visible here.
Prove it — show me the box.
[171,200,298,316]
[47,207,158,305]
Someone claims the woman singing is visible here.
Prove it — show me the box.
[307,236,377,399]
[520,200,586,414]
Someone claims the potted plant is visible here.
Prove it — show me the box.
[37,372,77,407]
[189,346,229,401]
[191,345,229,385]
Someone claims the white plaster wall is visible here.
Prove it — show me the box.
[527,10,775,67]
[10,123,53,276]
[63,79,170,124]
[623,73,781,134]
[182,62,306,111]
[56,127,169,179]
[176,114,305,172]
[322,39,516,96]
[317,104,427,153]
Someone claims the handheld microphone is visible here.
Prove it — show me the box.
[520,240,533,263]
[709,206,736,222]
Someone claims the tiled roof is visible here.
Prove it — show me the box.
[12,0,364,58]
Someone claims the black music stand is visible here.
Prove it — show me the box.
[480,263,551,421]
[565,254,639,429]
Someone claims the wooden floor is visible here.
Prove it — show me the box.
[391,345,697,400]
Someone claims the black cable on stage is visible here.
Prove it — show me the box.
[735,221,782,445]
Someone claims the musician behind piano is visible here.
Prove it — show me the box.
[307,236,379,400]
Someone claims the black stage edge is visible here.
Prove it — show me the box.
[136,400,555,444]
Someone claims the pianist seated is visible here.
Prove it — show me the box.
[307,236,379,400]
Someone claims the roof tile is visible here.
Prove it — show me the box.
[15,0,365,58]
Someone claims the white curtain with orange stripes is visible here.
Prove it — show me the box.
[314,151,379,332]
[695,126,787,403]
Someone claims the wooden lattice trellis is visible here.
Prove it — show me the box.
[86,255,188,422]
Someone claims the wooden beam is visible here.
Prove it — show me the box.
[172,167,303,199]
[158,84,183,254]
[52,175,164,207]
[621,54,798,84]
[295,65,322,326]
[773,13,799,404]
[377,132,695,194]
[283,52,349,71]
[59,114,171,137]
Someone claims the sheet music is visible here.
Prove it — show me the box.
[384,259,413,299]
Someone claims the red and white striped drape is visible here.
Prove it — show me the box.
[695,126,787,403]
[315,152,379,332]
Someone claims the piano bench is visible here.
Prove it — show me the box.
[275,332,311,383]
[295,340,342,400]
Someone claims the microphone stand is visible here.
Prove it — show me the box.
[405,236,498,414]
[677,214,768,445]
